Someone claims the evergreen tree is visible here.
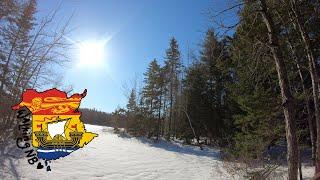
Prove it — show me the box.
[228,1,284,159]
[199,29,227,143]
[142,59,161,115]
[163,37,181,139]
[142,59,162,137]
[127,88,137,112]
[183,62,208,141]
[126,88,139,134]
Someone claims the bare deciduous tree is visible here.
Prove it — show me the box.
[0,0,72,154]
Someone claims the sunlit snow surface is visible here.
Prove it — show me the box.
[0,125,315,179]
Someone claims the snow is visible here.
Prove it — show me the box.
[0,125,315,180]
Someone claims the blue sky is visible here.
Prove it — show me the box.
[36,0,239,113]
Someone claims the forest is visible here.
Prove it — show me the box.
[0,0,319,179]
[112,1,320,179]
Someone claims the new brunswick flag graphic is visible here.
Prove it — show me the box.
[12,88,98,160]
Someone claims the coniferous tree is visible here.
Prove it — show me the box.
[228,2,284,160]
[142,59,162,137]
[163,37,181,139]
[126,88,139,134]
[199,29,229,144]
[142,59,161,115]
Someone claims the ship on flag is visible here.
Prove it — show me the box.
[12,88,98,160]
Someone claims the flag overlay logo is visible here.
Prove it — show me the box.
[12,88,98,162]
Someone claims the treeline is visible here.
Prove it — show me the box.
[0,0,70,152]
[122,35,235,145]
[80,108,124,127]
[115,0,320,179]
[122,34,235,144]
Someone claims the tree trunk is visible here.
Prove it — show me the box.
[289,0,320,173]
[162,97,167,137]
[260,1,299,179]
[288,40,316,162]
[157,94,162,140]
[299,149,303,180]
[168,83,173,139]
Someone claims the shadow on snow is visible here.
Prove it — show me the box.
[116,132,220,160]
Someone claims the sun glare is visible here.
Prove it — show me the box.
[78,40,106,67]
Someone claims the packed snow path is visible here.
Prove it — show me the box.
[1,125,314,179]
[1,125,233,180]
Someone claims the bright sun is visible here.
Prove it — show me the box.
[78,40,105,67]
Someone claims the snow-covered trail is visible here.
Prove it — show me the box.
[3,125,234,180]
[1,125,314,179]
